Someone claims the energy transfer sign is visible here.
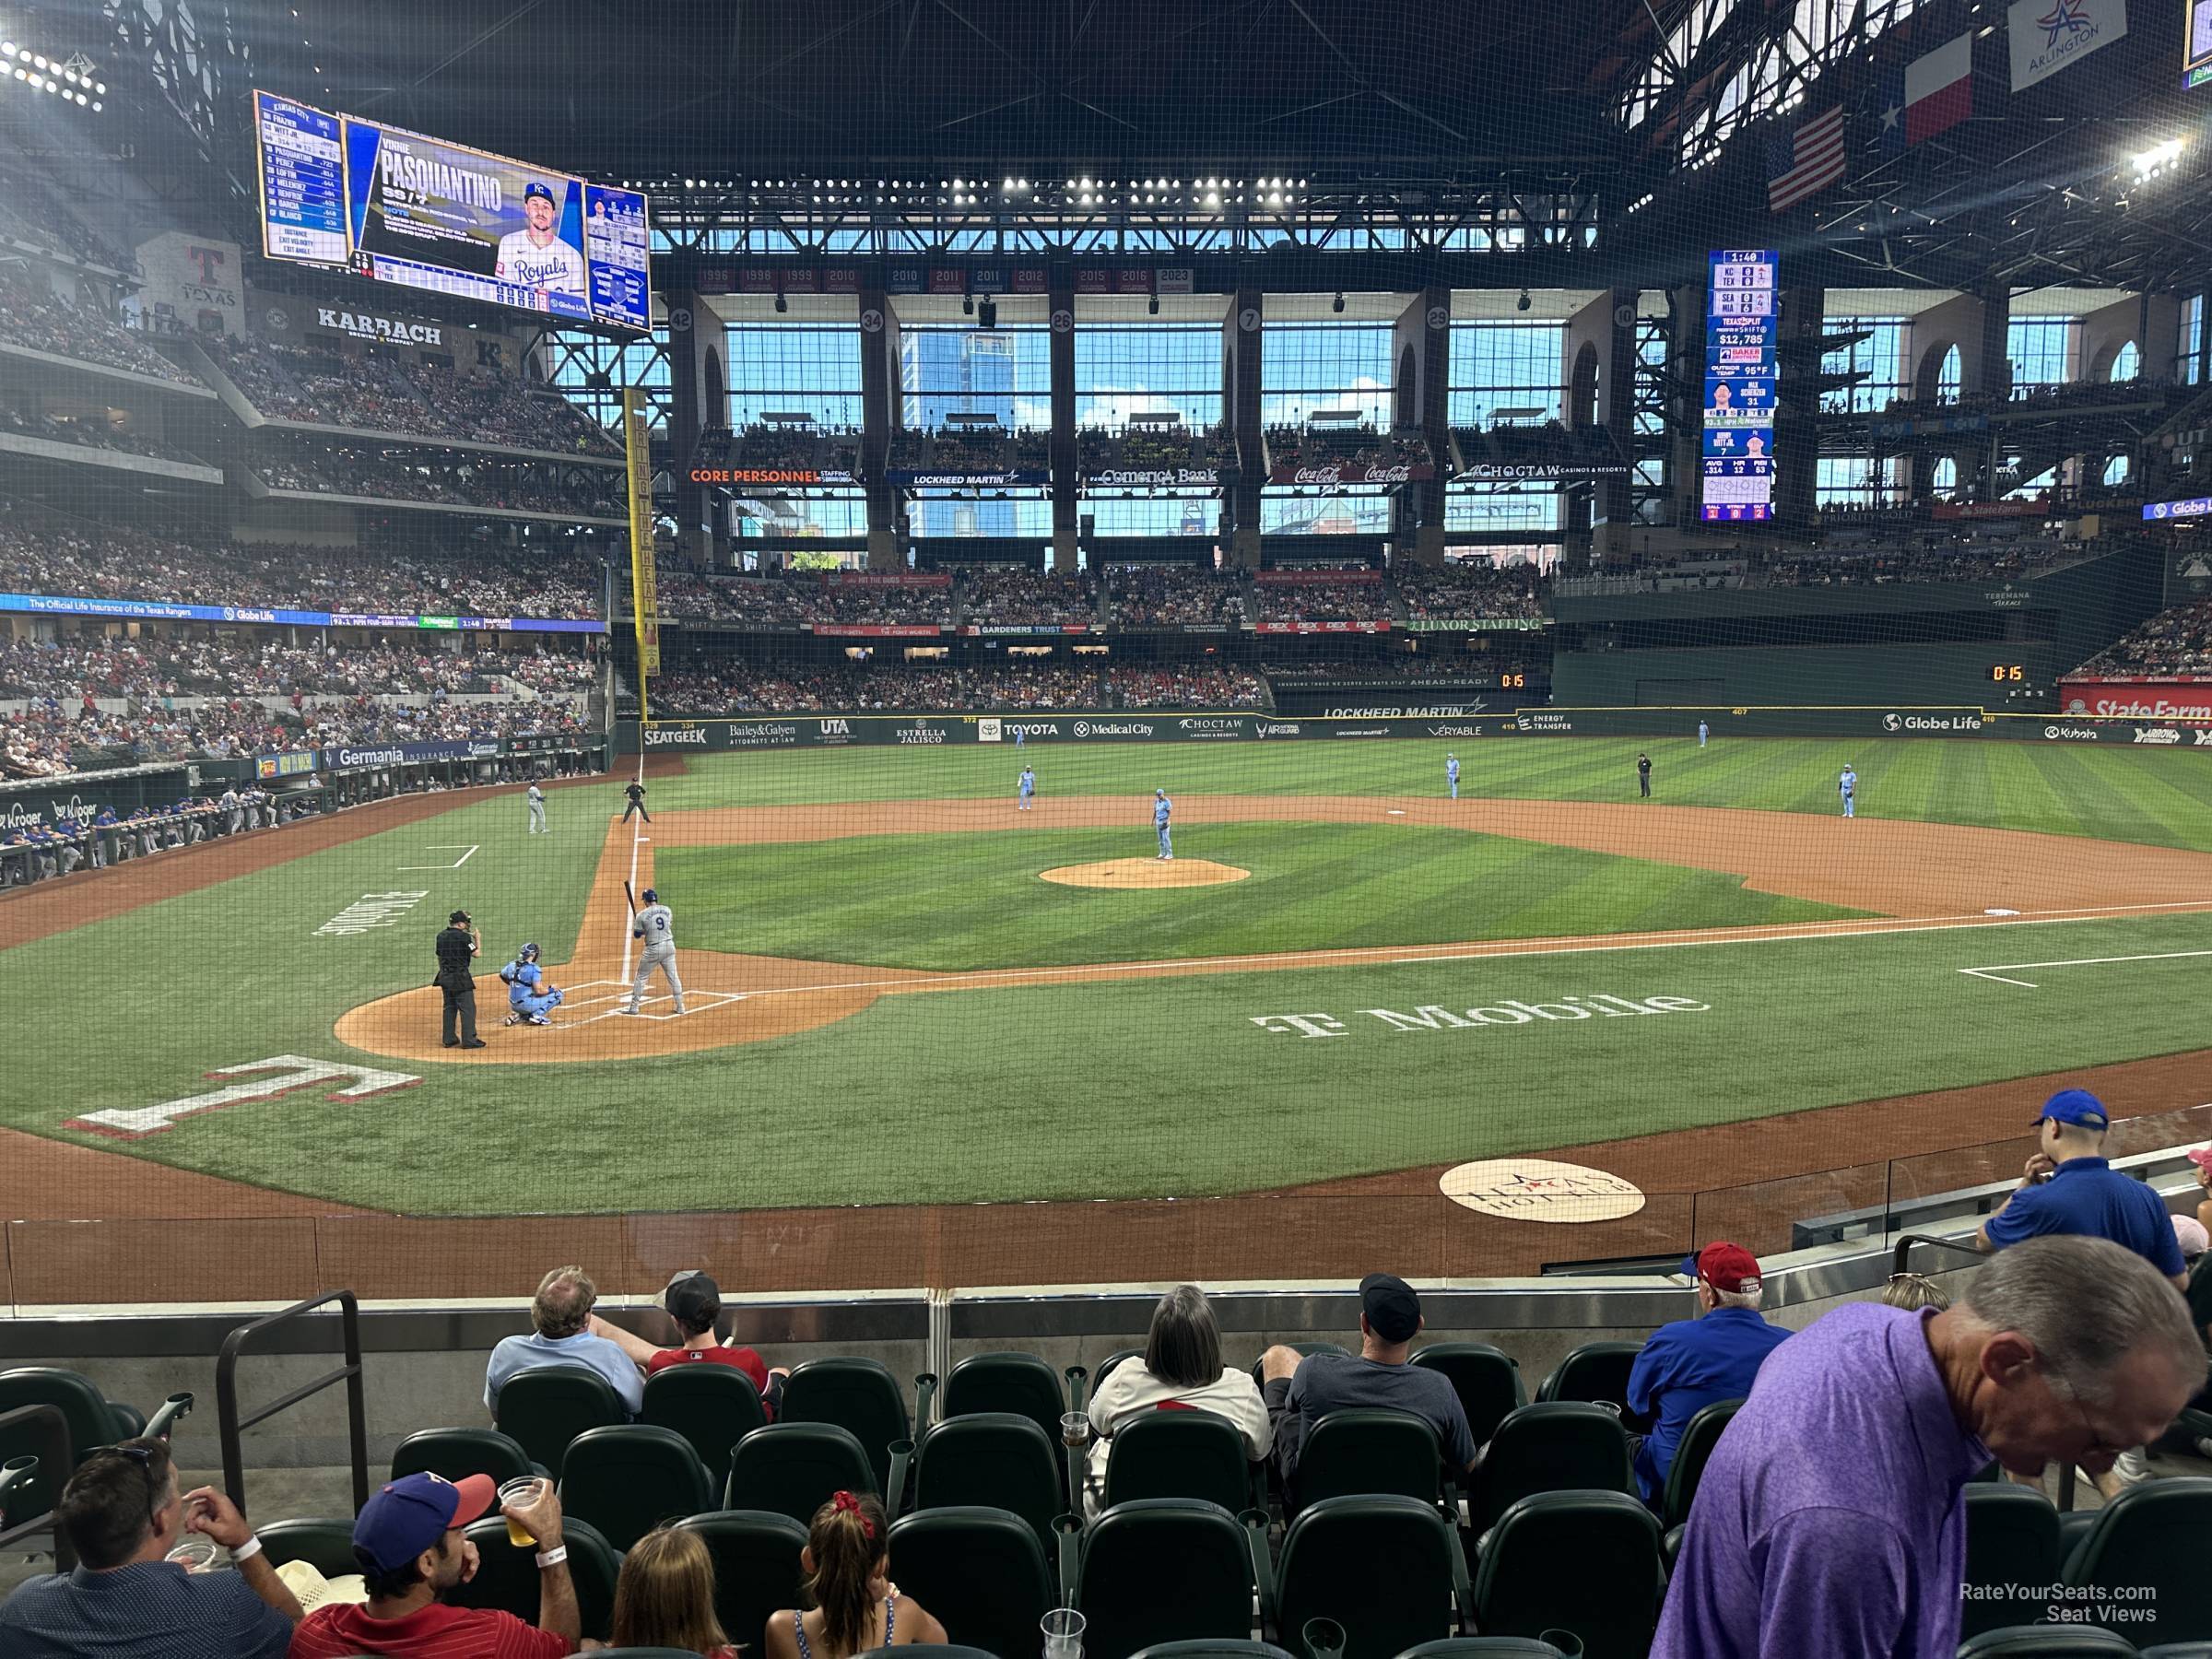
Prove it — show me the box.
[1438,1159,1648,1223]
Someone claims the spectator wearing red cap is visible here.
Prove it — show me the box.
[1624,1243,1792,1506]
[1977,1089,2186,1290]
[287,1471,577,1657]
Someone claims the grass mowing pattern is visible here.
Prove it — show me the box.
[665,822,1865,971]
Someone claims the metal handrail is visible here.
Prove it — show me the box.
[0,1404,76,1569]
[215,1289,369,1515]
[1890,1232,1991,1276]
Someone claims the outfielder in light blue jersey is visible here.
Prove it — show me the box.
[1018,767,1036,809]
[500,942,564,1026]
[627,887,687,1016]
[1446,753,1460,799]
[1015,727,1025,749]
[1154,789,1173,860]
[1699,720,1709,747]
[526,782,547,834]
[1839,764,1857,818]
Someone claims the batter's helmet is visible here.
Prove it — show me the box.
[641,888,658,904]
[520,942,540,963]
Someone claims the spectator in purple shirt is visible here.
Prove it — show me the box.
[1653,1235,2204,1659]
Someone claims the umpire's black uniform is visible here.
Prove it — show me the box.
[434,911,483,1047]
[1638,754,1653,798]
[621,780,651,823]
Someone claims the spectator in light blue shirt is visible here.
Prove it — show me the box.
[484,1265,651,1416]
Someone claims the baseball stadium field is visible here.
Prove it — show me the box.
[6,732,2212,1295]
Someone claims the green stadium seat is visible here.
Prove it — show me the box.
[1658,1397,1742,1529]
[912,1411,1063,1551]
[1408,1345,1526,1447]
[1077,1498,1260,1659]
[854,1648,1000,1659]
[1469,1492,1662,1659]
[675,1509,807,1656]
[1295,1409,1443,1511]
[1396,1641,1571,1657]
[1962,1484,2063,1643]
[944,1352,1070,1450]
[641,1363,768,1492]
[559,1423,712,1551]
[889,1505,1058,1659]
[1467,1404,1632,1536]
[1103,1408,1256,1514]
[256,1517,362,1580]
[452,1512,620,1641]
[1533,1343,1643,1408]
[1132,1644,1297,1659]
[724,1420,877,1524]
[2141,1645,2212,1658]
[1955,1628,2140,1655]
[779,1358,912,1497]
[490,1364,628,1479]
[1276,1494,1468,1659]
[2060,1477,2212,1646]
[590,1650,703,1658]
[0,1369,190,1520]
[1090,1350,1142,1403]
[390,1427,539,1486]
[1248,1345,1348,1393]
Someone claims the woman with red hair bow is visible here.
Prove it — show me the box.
[764,1491,947,1659]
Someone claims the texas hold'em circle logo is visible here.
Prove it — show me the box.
[1437,1159,1646,1223]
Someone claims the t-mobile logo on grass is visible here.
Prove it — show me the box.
[1249,994,1712,1038]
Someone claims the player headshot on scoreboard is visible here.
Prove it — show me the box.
[496,181,586,299]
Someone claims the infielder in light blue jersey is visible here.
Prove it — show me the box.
[1018,766,1036,810]
[1446,753,1460,799]
[1839,763,1857,818]
[1154,789,1173,860]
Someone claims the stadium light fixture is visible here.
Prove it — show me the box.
[2132,137,2185,180]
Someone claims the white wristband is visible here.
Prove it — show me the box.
[229,1535,264,1563]
[535,1546,569,1570]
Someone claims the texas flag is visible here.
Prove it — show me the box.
[1904,32,1974,144]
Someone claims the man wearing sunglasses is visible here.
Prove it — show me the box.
[0,1436,299,1656]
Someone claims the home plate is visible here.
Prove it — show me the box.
[1985,908,2020,916]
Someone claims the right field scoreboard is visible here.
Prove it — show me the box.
[1701,248,1777,523]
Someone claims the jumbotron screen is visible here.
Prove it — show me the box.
[253,89,651,331]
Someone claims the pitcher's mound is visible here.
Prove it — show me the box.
[1040,858,1251,889]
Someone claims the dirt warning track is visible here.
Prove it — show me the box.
[334,796,2212,1065]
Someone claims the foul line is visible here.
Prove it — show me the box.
[711,896,2212,1002]
[1959,947,2212,992]
[397,843,478,871]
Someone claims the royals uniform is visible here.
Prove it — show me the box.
[1446,755,1460,800]
[527,783,547,833]
[628,896,687,1016]
[494,231,586,298]
[1154,792,1173,860]
[1018,768,1035,810]
[1839,766,1857,818]
[502,956,563,1024]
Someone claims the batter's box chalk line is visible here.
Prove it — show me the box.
[553,979,747,1025]
[1957,947,2212,992]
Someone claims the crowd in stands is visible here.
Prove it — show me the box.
[885,423,1053,475]
[693,423,863,475]
[1262,653,1501,681]
[1752,543,2065,588]
[1393,563,1548,621]
[1104,565,1246,627]
[0,635,591,707]
[1865,375,2175,427]
[2074,599,2212,677]
[956,568,1098,625]
[0,402,206,466]
[0,159,134,269]
[1450,419,1623,475]
[0,264,203,384]
[1247,575,1395,624]
[1077,421,1232,473]
[0,516,608,619]
[814,582,957,627]
[250,437,626,519]
[400,363,622,456]
[651,657,1268,714]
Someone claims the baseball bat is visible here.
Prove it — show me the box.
[623,879,637,917]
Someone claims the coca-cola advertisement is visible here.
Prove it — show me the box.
[1267,462,1433,486]
[1252,620,1394,635]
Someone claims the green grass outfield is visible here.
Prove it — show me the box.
[3,735,2209,1215]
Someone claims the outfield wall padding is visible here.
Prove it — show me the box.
[621,708,2212,752]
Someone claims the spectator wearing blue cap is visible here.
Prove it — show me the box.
[1977,1089,2187,1289]
[287,1470,577,1657]
[1979,1087,2188,1498]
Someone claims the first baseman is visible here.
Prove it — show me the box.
[627,886,687,1016]
[526,782,547,834]
[1446,753,1460,800]
[1840,763,1857,818]
[1154,789,1173,860]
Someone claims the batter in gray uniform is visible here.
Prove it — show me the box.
[626,886,687,1016]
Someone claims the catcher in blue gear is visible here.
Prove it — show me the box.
[500,941,565,1026]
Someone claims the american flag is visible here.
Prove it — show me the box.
[1767,104,1846,212]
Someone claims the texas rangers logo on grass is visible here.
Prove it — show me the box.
[67,1056,420,1139]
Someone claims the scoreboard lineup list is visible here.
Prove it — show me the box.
[1702,248,1777,524]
